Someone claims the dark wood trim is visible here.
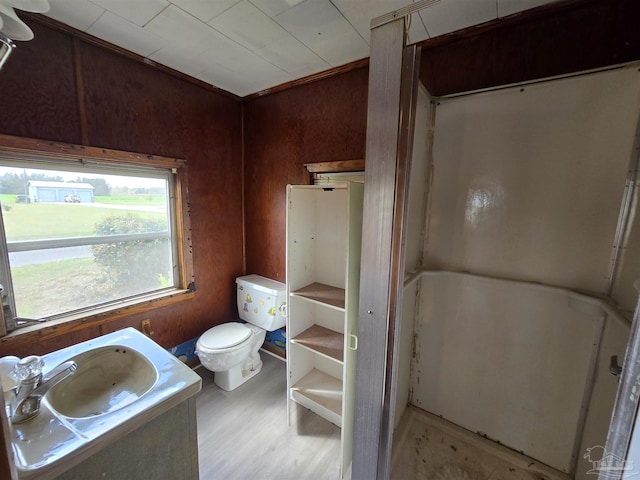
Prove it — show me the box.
[304,159,365,173]
[0,133,186,169]
[22,12,242,103]
[262,343,286,360]
[241,102,247,274]
[0,290,195,350]
[175,167,194,290]
[243,58,370,101]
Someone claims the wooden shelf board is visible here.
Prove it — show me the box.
[291,282,345,309]
[291,325,343,362]
[291,369,343,427]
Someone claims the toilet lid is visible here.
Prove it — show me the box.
[199,323,251,350]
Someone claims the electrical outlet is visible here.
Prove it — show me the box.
[141,319,153,336]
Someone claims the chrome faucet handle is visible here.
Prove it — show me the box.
[13,355,44,382]
[10,357,77,424]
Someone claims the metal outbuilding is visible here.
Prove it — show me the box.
[27,181,95,203]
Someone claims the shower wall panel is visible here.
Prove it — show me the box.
[413,271,602,473]
[423,67,640,301]
[395,85,433,429]
[409,66,640,476]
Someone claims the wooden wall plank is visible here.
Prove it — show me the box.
[419,0,640,96]
[243,69,369,283]
[0,22,80,143]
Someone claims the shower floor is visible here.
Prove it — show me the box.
[391,406,569,480]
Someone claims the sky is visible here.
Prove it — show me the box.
[0,166,166,189]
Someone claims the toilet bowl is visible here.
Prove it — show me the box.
[196,323,266,391]
[195,275,286,391]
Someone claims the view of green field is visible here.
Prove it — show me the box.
[0,194,170,318]
[0,194,166,240]
[12,257,104,318]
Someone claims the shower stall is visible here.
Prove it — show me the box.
[353,8,640,480]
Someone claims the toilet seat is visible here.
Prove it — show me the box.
[198,323,251,352]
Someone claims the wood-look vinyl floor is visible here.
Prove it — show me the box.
[196,352,342,480]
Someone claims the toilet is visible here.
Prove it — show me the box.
[195,274,286,391]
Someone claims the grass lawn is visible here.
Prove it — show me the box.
[12,256,105,318]
[0,193,171,317]
[1,200,167,240]
[94,195,166,205]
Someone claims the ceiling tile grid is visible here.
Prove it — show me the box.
[87,10,168,57]
[37,0,560,97]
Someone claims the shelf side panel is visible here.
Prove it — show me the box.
[315,189,348,289]
[287,186,319,291]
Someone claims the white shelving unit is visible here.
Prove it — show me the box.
[286,183,363,477]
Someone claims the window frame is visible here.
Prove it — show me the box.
[0,133,194,342]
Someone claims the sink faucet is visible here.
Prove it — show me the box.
[10,355,77,424]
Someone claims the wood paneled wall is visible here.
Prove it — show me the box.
[243,69,369,283]
[0,20,243,357]
[419,0,640,96]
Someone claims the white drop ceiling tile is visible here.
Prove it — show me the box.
[497,0,559,17]
[208,0,289,52]
[89,0,169,27]
[322,33,369,66]
[196,63,245,95]
[201,43,289,82]
[87,11,168,57]
[197,33,259,72]
[45,0,105,31]
[249,0,306,18]
[144,4,216,45]
[332,0,428,45]
[419,0,497,38]
[287,58,332,79]
[169,0,241,22]
[197,59,292,96]
[148,42,207,77]
[275,0,369,66]
[247,62,293,86]
[254,34,326,74]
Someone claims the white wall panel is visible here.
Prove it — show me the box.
[404,84,432,274]
[395,85,432,430]
[425,67,640,296]
[412,271,603,473]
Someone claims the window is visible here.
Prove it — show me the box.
[0,135,194,335]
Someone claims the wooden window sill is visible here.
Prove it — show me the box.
[0,288,194,348]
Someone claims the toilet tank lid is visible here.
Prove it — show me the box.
[199,323,251,350]
[236,274,285,295]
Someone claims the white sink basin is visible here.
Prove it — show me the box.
[46,346,157,418]
[7,327,201,480]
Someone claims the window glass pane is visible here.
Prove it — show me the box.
[0,165,174,319]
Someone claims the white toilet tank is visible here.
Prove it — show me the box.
[236,274,286,331]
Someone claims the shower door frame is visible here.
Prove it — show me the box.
[351,8,421,480]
